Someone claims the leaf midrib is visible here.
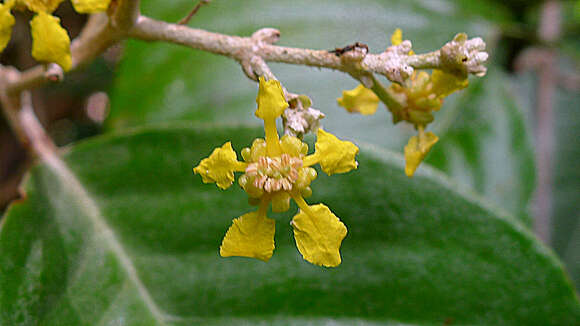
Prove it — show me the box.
[41,151,173,325]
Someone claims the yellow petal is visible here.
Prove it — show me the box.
[391,28,402,46]
[404,131,438,177]
[291,203,347,267]
[0,4,15,52]
[431,69,468,98]
[193,142,241,190]
[21,0,64,13]
[255,77,288,121]
[220,210,275,262]
[337,84,379,115]
[30,12,72,71]
[71,0,111,13]
[314,128,359,175]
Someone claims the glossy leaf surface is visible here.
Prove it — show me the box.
[1,125,578,325]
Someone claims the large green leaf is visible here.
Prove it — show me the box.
[1,124,578,325]
[108,0,535,221]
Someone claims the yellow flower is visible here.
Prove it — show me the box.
[0,0,112,71]
[194,77,358,267]
[337,84,379,115]
[336,29,471,177]
[337,28,416,117]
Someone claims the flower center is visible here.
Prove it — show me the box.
[245,154,303,192]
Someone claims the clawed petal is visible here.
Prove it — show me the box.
[431,69,469,98]
[291,202,347,267]
[220,210,275,262]
[30,12,72,71]
[0,3,15,52]
[313,128,359,175]
[71,0,112,13]
[404,131,438,177]
[22,0,64,13]
[193,142,242,190]
[337,84,379,115]
[255,77,288,121]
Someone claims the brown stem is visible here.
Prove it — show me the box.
[178,0,211,25]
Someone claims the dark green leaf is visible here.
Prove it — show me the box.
[1,125,578,325]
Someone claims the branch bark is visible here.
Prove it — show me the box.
[0,68,57,160]
[4,0,141,96]
[1,1,487,163]
[128,15,486,85]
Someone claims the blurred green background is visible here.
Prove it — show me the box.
[0,0,578,293]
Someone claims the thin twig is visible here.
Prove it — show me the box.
[128,16,486,83]
[0,0,141,163]
[178,0,211,25]
[5,10,486,109]
[0,68,57,159]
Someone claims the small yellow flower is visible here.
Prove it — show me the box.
[336,28,416,117]
[0,0,111,71]
[337,84,379,115]
[387,68,466,176]
[338,29,469,177]
[194,77,359,267]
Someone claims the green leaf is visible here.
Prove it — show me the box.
[1,124,578,325]
[426,69,536,223]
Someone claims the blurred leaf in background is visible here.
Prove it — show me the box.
[512,57,580,293]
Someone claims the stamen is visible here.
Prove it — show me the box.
[243,153,303,193]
